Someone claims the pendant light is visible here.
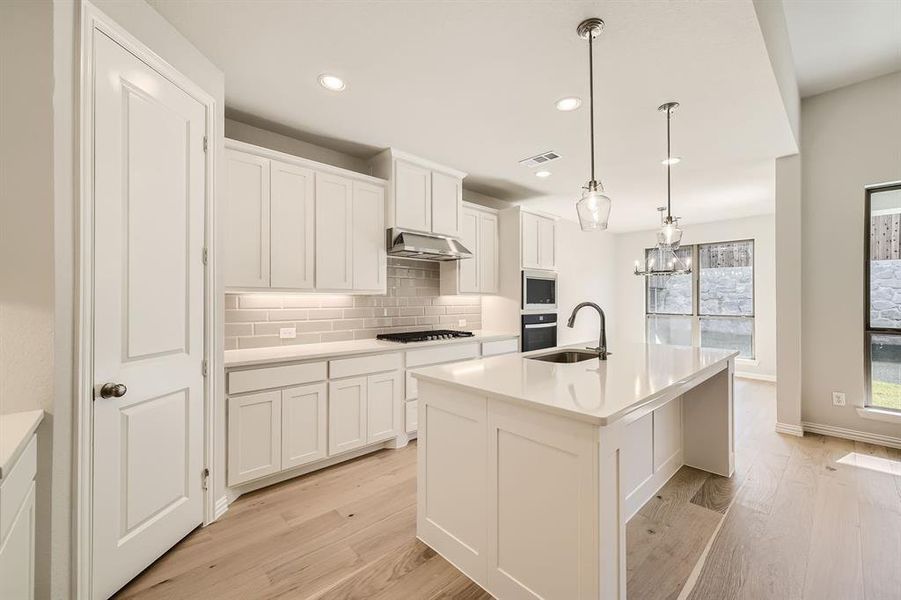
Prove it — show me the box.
[635,102,692,277]
[575,18,612,231]
[656,102,683,248]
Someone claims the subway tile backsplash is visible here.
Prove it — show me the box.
[225,257,482,350]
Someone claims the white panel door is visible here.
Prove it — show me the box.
[91,32,205,600]
[478,212,499,294]
[458,209,480,293]
[352,182,386,291]
[538,216,557,270]
[367,371,401,443]
[328,377,368,455]
[270,160,314,289]
[521,212,540,269]
[281,382,327,470]
[227,391,281,486]
[315,172,353,290]
[225,149,270,288]
[394,160,432,232]
[431,171,462,237]
[0,483,35,600]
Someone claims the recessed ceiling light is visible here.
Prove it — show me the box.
[318,74,346,92]
[661,157,681,165]
[555,97,582,111]
[535,171,552,178]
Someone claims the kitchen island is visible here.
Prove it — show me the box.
[411,342,737,600]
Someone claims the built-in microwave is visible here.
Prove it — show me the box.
[522,270,557,311]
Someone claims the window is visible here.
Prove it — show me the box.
[646,240,755,359]
[865,184,901,412]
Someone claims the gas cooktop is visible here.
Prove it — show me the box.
[376,330,474,343]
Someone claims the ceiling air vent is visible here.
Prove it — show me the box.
[518,151,561,168]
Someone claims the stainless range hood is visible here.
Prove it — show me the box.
[386,228,472,261]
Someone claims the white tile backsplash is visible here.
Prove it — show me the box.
[225,258,482,349]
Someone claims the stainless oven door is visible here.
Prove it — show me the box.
[522,270,557,310]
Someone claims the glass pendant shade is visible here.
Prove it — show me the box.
[577,184,611,231]
[657,217,683,249]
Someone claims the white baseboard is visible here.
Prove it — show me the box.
[214,495,229,520]
[735,371,777,383]
[774,422,804,437]
[802,421,901,449]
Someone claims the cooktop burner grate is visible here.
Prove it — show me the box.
[376,330,474,343]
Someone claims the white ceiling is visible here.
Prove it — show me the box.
[150,0,797,231]
[783,0,901,98]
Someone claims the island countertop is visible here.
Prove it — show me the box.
[411,342,738,425]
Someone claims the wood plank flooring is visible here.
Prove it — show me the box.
[115,381,901,600]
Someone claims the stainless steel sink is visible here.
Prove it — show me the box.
[528,349,600,364]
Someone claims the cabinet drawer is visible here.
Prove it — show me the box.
[0,435,36,544]
[481,338,518,357]
[329,352,402,379]
[406,342,479,368]
[228,361,327,395]
[405,401,418,434]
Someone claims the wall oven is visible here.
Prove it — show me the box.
[522,270,557,310]
[521,313,557,352]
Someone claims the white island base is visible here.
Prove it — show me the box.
[414,347,735,600]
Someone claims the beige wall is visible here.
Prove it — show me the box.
[614,214,777,379]
[225,118,371,175]
[0,0,55,416]
[775,154,802,428]
[799,71,901,438]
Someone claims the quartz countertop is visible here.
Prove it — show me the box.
[225,330,519,368]
[0,410,43,481]
[411,342,737,426]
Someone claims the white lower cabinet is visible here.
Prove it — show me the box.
[0,435,37,600]
[367,371,402,443]
[228,391,281,486]
[281,382,327,470]
[328,377,368,455]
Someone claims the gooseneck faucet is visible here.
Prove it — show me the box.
[567,302,611,360]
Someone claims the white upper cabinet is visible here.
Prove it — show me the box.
[225,149,270,288]
[431,170,462,238]
[270,160,314,289]
[352,182,387,292]
[224,140,387,293]
[394,160,432,232]
[315,172,354,291]
[373,148,466,237]
[440,203,499,295]
[521,211,556,270]
[478,212,499,293]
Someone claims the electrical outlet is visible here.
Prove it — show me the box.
[458,319,467,327]
[832,391,846,407]
[279,327,297,339]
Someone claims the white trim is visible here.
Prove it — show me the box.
[214,496,229,520]
[735,371,776,383]
[802,421,901,449]
[856,407,901,425]
[774,422,804,437]
[75,3,219,596]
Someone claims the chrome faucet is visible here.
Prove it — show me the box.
[567,302,611,360]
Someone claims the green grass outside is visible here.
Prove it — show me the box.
[871,380,901,411]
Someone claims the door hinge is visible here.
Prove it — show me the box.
[202,136,208,153]
[202,246,208,266]
[201,468,209,491]
[202,360,208,377]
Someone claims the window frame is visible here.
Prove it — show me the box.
[863,183,901,412]
[645,238,756,359]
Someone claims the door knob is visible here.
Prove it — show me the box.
[99,383,127,399]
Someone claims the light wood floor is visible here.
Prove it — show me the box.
[116,381,901,600]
